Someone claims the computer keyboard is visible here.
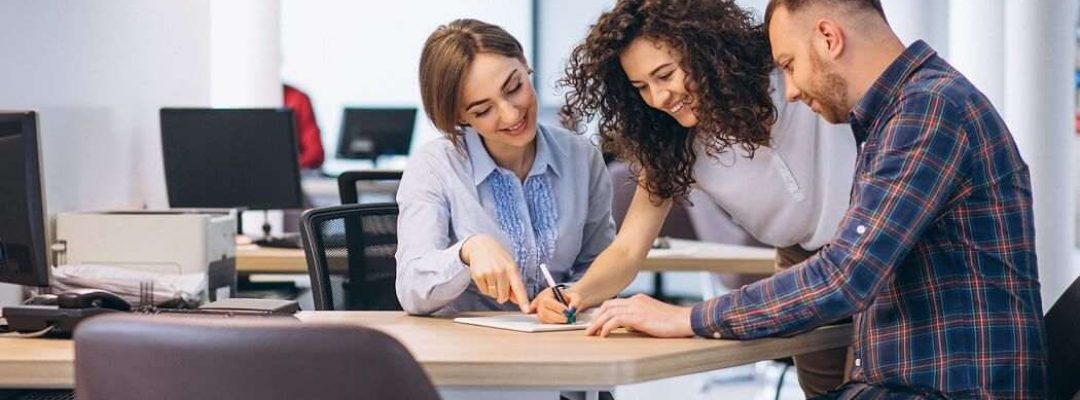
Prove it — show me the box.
[253,234,302,249]
[3,297,299,339]
[5,390,76,400]
[151,298,299,316]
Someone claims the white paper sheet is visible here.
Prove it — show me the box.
[453,314,594,333]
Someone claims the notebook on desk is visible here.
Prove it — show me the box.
[453,313,593,333]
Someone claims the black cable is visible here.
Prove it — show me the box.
[775,362,792,400]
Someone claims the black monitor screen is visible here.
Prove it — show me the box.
[336,108,417,160]
[0,111,50,287]
[161,108,304,210]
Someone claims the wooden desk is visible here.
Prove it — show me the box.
[0,312,852,390]
[236,245,311,274]
[641,239,774,274]
[0,337,73,389]
[236,239,776,276]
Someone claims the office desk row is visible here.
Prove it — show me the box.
[235,238,777,275]
[0,311,852,397]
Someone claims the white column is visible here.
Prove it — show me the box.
[1005,0,1080,309]
[881,0,949,58]
[948,0,1005,111]
[536,0,614,108]
[0,1,217,305]
[210,0,282,108]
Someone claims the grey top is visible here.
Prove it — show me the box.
[395,123,616,315]
[691,70,857,250]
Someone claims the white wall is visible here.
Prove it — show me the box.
[948,0,1006,111]
[0,1,214,213]
[535,0,613,110]
[211,1,284,108]
[0,1,281,305]
[280,0,532,174]
[881,0,949,58]
[1004,0,1079,308]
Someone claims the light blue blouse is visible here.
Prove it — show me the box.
[395,124,615,315]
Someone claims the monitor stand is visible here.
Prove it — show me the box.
[250,210,302,249]
[370,155,409,171]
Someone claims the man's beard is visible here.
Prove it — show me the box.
[808,52,851,124]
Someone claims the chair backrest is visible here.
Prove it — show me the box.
[74,314,439,400]
[1046,274,1080,400]
[608,161,697,239]
[300,203,401,310]
[337,170,403,204]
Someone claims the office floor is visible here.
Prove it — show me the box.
[614,363,806,400]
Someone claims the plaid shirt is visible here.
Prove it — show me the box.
[691,41,1048,398]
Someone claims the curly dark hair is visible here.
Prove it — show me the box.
[560,0,776,202]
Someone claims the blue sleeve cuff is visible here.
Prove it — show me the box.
[691,295,737,339]
[690,302,713,338]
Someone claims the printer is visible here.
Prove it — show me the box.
[54,209,238,303]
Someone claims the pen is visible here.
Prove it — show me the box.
[539,263,577,324]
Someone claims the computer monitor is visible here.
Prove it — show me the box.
[160,108,304,211]
[336,107,417,162]
[0,111,50,287]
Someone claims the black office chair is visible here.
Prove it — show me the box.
[300,203,401,310]
[74,314,439,400]
[1046,274,1080,400]
[337,170,403,204]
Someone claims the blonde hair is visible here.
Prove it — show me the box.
[418,19,527,145]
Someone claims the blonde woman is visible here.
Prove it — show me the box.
[395,19,616,316]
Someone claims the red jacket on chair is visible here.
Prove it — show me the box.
[283,84,325,169]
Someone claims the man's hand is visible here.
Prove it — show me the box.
[585,294,694,338]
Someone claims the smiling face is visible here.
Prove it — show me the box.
[768,5,851,124]
[457,53,538,154]
[619,37,699,128]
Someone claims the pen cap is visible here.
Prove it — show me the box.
[539,263,558,288]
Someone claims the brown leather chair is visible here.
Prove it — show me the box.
[74,314,439,400]
[608,161,697,239]
[608,161,770,299]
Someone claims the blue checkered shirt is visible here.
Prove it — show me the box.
[691,41,1048,398]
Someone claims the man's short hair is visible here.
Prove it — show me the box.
[765,0,887,27]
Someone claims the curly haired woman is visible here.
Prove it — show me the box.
[529,0,858,395]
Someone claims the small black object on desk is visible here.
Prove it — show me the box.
[2,291,299,338]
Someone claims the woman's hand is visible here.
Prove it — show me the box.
[460,234,529,312]
[529,287,583,323]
